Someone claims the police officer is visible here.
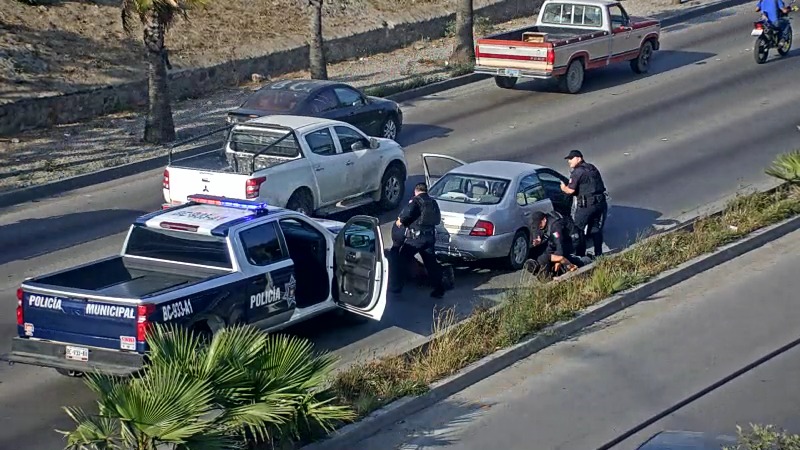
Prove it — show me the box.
[522,210,583,278]
[560,150,608,257]
[392,182,446,298]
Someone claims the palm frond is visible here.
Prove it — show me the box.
[202,324,267,374]
[765,150,800,183]
[58,406,123,450]
[144,323,203,372]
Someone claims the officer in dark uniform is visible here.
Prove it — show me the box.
[392,182,446,298]
[522,210,585,278]
[560,150,608,257]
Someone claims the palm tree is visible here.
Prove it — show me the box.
[449,0,475,67]
[308,0,329,79]
[765,150,800,185]
[59,324,355,450]
[121,0,208,144]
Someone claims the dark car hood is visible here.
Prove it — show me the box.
[367,96,399,108]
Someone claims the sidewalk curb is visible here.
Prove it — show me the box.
[301,212,800,450]
[0,0,749,211]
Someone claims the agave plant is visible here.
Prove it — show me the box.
[765,150,800,184]
[59,324,355,450]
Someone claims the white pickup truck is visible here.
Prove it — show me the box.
[474,0,661,93]
[163,115,408,216]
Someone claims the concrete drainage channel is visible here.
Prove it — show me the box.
[0,0,753,210]
[300,184,800,450]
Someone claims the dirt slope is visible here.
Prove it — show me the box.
[0,0,498,103]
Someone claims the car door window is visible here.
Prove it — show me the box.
[334,126,370,153]
[304,128,337,156]
[608,4,629,28]
[239,222,288,266]
[308,89,340,114]
[516,174,546,206]
[334,87,365,107]
[537,170,567,189]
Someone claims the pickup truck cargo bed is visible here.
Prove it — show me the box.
[32,256,226,299]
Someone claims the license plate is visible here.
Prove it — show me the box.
[751,29,763,36]
[65,346,89,362]
[503,68,521,77]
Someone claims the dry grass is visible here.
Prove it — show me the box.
[329,180,800,421]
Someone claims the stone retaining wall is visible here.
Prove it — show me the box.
[0,0,543,137]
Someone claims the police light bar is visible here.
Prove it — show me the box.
[187,194,269,211]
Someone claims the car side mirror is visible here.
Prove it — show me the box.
[369,137,380,149]
[350,141,366,151]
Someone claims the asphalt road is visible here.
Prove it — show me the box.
[1,3,798,448]
[350,227,800,450]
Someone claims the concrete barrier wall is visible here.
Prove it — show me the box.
[0,0,543,137]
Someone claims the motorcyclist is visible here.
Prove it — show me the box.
[756,0,792,39]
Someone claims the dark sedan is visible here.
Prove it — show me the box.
[226,79,404,140]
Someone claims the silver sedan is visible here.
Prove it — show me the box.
[422,153,575,270]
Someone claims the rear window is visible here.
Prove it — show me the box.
[241,88,309,113]
[124,226,232,269]
[541,3,603,27]
[227,128,301,158]
[429,173,510,205]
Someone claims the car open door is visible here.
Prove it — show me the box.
[333,215,388,321]
[421,153,466,187]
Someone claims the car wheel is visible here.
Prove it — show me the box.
[378,165,405,211]
[558,59,585,94]
[630,40,654,74]
[286,189,314,216]
[55,368,84,378]
[381,116,399,140]
[508,230,530,270]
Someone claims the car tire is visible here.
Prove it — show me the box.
[558,59,585,94]
[380,115,400,140]
[55,368,84,378]
[286,189,314,216]
[495,76,518,89]
[507,230,530,270]
[377,165,405,211]
[630,40,654,74]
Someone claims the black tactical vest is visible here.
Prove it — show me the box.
[410,193,441,231]
[577,162,606,197]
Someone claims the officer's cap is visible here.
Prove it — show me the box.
[564,149,583,159]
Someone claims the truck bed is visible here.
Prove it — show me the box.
[30,256,226,299]
[484,25,600,45]
[171,148,291,175]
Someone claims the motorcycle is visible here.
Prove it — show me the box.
[752,2,798,64]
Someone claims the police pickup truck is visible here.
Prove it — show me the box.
[5,194,388,377]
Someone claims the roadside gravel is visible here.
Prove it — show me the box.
[0,0,713,194]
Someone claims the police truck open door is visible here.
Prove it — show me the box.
[421,153,467,187]
[333,216,388,320]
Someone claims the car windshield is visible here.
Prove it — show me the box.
[429,173,510,205]
[124,226,232,269]
[241,88,308,112]
[227,127,301,158]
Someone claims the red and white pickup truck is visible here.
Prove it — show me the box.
[474,0,661,93]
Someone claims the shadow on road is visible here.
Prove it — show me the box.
[396,124,453,147]
[0,209,146,266]
[514,49,717,94]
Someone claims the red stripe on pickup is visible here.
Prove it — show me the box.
[476,52,547,61]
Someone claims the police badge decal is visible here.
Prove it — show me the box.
[283,274,297,309]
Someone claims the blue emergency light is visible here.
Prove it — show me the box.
[187,194,269,212]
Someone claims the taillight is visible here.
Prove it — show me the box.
[162,169,170,189]
[546,47,555,65]
[16,288,23,326]
[470,220,495,236]
[245,176,266,199]
[137,303,156,342]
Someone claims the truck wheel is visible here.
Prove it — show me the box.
[286,189,313,216]
[630,41,654,74]
[377,165,405,211]
[55,368,84,378]
[495,76,518,89]
[558,59,584,94]
[507,230,530,270]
